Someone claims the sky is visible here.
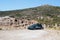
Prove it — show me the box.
[0,0,60,11]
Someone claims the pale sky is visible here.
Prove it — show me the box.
[0,0,60,11]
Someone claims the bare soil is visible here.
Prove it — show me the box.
[0,30,60,40]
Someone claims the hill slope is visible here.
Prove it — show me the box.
[0,5,60,26]
[0,5,60,17]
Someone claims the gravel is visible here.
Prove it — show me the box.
[0,30,60,40]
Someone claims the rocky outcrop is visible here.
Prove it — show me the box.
[0,16,38,30]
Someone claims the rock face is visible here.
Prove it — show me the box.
[0,16,38,30]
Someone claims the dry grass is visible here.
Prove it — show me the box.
[46,27,60,30]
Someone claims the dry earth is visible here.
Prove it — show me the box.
[0,30,60,40]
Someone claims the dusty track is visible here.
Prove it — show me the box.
[0,30,60,40]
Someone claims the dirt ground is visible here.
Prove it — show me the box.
[0,30,60,40]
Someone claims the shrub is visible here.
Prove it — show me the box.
[0,28,2,30]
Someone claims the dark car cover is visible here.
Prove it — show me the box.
[28,23,44,30]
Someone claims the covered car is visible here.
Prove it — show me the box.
[28,23,44,30]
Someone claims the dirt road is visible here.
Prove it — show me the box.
[0,30,60,40]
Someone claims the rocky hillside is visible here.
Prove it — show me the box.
[0,5,60,28]
[0,5,60,17]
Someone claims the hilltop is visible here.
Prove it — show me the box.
[0,5,60,28]
[0,5,60,17]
